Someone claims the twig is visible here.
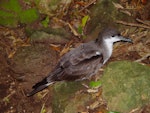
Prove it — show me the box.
[116,20,150,29]
[136,18,150,26]
[129,107,141,113]
[135,53,150,62]
[3,90,16,102]
[131,30,148,42]
[67,22,80,37]
[120,10,132,16]
[0,41,9,48]
[53,17,80,37]
[40,103,45,113]
[112,1,124,9]
[79,0,97,12]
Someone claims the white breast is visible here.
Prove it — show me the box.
[103,38,114,64]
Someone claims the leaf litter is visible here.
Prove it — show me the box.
[0,0,150,113]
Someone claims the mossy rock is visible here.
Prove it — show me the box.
[101,61,150,113]
[0,0,39,27]
[52,82,91,113]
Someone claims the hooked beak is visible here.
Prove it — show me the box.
[119,36,133,43]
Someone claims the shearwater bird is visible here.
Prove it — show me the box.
[27,28,132,97]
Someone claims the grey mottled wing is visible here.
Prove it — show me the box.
[52,41,103,81]
[60,41,102,66]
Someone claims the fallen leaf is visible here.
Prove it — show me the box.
[60,41,73,56]
[8,51,16,58]
[49,44,61,52]
[81,15,90,27]
[89,80,102,88]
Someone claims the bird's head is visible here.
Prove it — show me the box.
[97,28,133,44]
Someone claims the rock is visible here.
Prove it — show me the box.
[29,28,70,44]
[85,0,135,40]
[11,44,58,91]
[52,82,92,113]
[101,61,150,113]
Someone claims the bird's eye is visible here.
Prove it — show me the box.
[112,35,115,37]
[117,33,121,36]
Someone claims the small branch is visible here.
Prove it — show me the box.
[3,90,16,102]
[79,0,97,12]
[120,10,132,16]
[67,22,80,37]
[40,103,45,113]
[136,18,150,26]
[53,18,80,37]
[135,53,150,62]
[116,20,150,29]
[129,107,141,113]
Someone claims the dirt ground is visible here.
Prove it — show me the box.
[0,0,150,112]
[0,26,59,112]
[0,26,149,113]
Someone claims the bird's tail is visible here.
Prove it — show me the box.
[27,67,63,97]
[27,77,54,97]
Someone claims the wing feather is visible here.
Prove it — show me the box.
[69,43,101,65]
[55,41,103,80]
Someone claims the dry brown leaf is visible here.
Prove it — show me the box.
[59,45,71,56]
[7,50,16,59]
[60,41,73,56]
[49,44,61,52]
[89,101,100,110]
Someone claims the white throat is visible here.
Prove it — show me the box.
[104,38,113,52]
[102,38,114,64]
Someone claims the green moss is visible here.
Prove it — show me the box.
[0,0,39,27]
[0,0,22,13]
[19,8,39,24]
[0,10,17,26]
[102,61,150,113]
[52,82,85,113]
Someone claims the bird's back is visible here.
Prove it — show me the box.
[50,41,104,81]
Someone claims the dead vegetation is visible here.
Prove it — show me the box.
[0,0,150,113]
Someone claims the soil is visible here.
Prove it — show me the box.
[0,0,150,113]
[0,35,59,112]
[0,25,150,113]
[1,27,150,113]
[0,44,97,113]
